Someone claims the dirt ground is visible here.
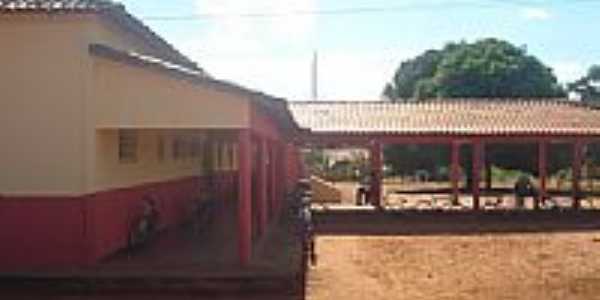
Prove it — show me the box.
[308,233,600,300]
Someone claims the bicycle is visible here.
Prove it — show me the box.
[127,198,160,255]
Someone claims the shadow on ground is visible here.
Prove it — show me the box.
[315,209,600,235]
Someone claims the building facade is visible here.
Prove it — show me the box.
[0,1,301,270]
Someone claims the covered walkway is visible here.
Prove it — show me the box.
[290,100,600,211]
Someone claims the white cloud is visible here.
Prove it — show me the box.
[174,0,412,100]
[520,7,553,21]
[550,61,587,83]
[178,0,407,100]
[185,48,410,101]
[186,0,317,57]
[316,51,408,100]
[175,0,322,99]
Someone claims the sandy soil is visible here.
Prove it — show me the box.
[308,234,600,300]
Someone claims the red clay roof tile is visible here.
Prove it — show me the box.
[288,100,600,136]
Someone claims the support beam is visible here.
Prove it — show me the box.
[472,141,484,210]
[269,141,276,220]
[272,143,279,217]
[257,137,268,235]
[485,159,492,192]
[451,142,460,206]
[588,164,594,192]
[237,130,252,266]
[537,141,547,210]
[370,140,383,208]
[275,142,285,216]
[572,140,584,209]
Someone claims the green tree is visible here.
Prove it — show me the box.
[568,65,600,103]
[303,149,328,175]
[383,49,443,100]
[382,38,570,188]
[383,38,564,100]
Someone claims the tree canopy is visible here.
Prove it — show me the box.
[383,38,565,100]
[381,38,579,186]
[568,65,600,103]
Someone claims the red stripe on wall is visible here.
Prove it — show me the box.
[0,196,87,270]
[0,172,237,271]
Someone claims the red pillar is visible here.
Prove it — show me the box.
[237,130,252,266]
[256,137,268,235]
[472,140,484,210]
[370,140,383,207]
[572,140,584,209]
[485,160,492,192]
[281,143,287,208]
[451,142,460,205]
[537,141,547,210]
[269,141,276,220]
[273,141,283,216]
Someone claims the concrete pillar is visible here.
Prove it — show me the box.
[451,142,460,205]
[237,130,252,266]
[370,140,383,207]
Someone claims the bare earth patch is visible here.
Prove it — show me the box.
[308,233,600,300]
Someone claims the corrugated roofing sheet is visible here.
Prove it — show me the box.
[288,100,600,136]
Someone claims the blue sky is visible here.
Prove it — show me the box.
[118,0,600,100]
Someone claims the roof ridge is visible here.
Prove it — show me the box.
[290,100,385,104]
[289,98,574,105]
[0,0,119,11]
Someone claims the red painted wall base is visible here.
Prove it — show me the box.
[0,173,236,271]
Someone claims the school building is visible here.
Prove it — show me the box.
[0,0,302,270]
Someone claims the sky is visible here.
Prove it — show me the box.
[117,0,600,100]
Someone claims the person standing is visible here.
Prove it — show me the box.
[356,170,372,206]
[514,175,533,209]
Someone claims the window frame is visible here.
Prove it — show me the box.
[118,129,138,164]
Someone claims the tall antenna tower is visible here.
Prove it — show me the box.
[311,51,318,101]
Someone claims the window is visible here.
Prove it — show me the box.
[191,139,203,159]
[231,143,238,169]
[182,137,192,160]
[118,129,138,163]
[215,142,223,170]
[229,142,236,169]
[220,143,228,169]
[157,135,166,161]
[173,138,183,160]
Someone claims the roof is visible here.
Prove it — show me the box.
[89,44,299,134]
[0,0,200,71]
[0,0,112,11]
[288,100,600,136]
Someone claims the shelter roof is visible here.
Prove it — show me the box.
[288,100,600,136]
